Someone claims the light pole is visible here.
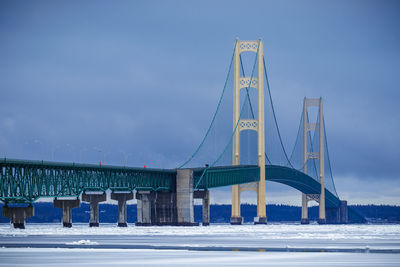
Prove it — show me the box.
[34,139,43,160]
[103,151,112,165]
[93,147,102,164]
[52,145,61,161]
[66,144,76,162]
[80,147,88,163]
[3,142,7,158]
[23,141,30,159]
[119,150,131,167]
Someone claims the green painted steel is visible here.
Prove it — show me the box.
[265,165,340,208]
[264,165,365,222]
[0,158,354,216]
[194,165,260,190]
[0,159,261,203]
[0,159,175,203]
[196,164,343,209]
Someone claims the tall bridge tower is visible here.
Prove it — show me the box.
[231,39,267,225]
[301,97,326,224]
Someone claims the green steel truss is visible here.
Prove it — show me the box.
[1,158,358,220]
[195,164,345,209]
[0,159,260,203]
[194,165,260,190]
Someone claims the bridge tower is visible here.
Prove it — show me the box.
[301,97,326,224]
[231,39,267,225]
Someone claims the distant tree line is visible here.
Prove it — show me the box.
[0,203,399,223]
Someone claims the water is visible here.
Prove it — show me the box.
[0,223,399,266]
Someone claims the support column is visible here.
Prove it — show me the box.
[111,192,133,227]
[135,191,154,226]
[2,205,34,229]
[301,194,309,224]
[202,190,210,226]
[54,198,80,227]
[176,169,198,226]
[82,192,106,227]
[194,190,210,226]
[340,200,348,224]
[318,98,326,224]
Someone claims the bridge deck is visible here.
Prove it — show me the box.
[0,158,364,222]
[0,159,339,205]
[0,159,258,203]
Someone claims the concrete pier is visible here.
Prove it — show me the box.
[135,169,198,226]
[230,216,243,225]
[254,216,268,224]
[153,191,177,225]
[176,169,198,226]
[326,207,338,224]
[136,191,154,226]
[82,192,106,227]
[53,198,80,227]
[340,200,348,224]
[111,192,133,227]
[194,190,210,226]
[2,205,34,229]
[202,190,210,226]
[326,200,348,224]
[136,191,178,226]
[301,218,310,224]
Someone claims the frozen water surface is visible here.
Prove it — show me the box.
[0,248,399,266]
[1,223,399,239]
[0,223,399,266]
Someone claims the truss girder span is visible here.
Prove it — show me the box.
[194,165,260,190]
[1,159,346,213]
[0,159,175,203]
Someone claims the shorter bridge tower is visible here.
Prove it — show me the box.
[231,39,266,225]
[301,97,326,224]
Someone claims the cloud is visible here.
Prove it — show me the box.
[0,0,399,204]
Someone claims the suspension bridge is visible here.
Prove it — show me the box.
[0,39,365,228]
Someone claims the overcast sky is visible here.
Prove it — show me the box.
[1,0,399,205]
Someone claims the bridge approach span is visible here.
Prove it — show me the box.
[0,159,258,203]
[0,159,364,225]
[0,159,338,205]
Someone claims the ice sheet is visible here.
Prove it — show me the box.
[0,248,399,267]
[0,223,399,240]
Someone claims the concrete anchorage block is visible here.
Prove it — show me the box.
[135,168,199,226]
[135,191,178,226]
[153,191,177,225]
